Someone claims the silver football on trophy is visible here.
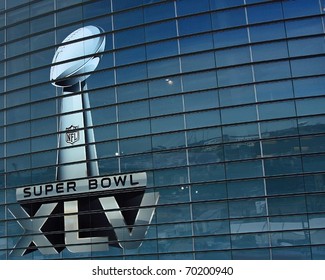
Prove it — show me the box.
[50,25,106,87]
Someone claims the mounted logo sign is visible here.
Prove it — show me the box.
[9,26,159,256]
[65,125,80,145]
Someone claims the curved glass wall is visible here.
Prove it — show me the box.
[1,0,325,260]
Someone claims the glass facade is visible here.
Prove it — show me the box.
[0,0,325,260]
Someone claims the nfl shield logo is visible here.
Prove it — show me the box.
[66,125,80,144]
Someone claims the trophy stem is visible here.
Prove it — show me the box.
[56,81,99,181]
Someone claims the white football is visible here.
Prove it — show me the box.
[50,25,106,87]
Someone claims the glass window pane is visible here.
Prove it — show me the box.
[266,176,305,195]
[219,85,255,106]
[152,132,186,151]
[191,182,227,202]
[188,145,224,165]
[151,115,184,133]
[256,80,294,102]
[221,105,257,125]
[178,14,212,36]
[190,163,225,183]
[187,127,222,147]
[268,195,307,215]
[119,101,149,121]
[247,2,283,24]
[211,8,246,29]
[227,179,265,199]
[184,90,219,112]
[226,160,263,180]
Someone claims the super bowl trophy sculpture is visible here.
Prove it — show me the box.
[50,26,108,253]
[50,25,106,181]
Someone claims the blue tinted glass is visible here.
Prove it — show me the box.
[146,40,178,59]
[226,160,263,180]
[292,57,325,77]
[294,76,325,98]
[195,235,231,251]
[300,135,325,154]
[303,155,325,173]
[296,97,325,117]
[188,145,224,165]
[219,85,255,106]
[182,52,215,72]
[119,119,150,138]
[184,90,219,112]
[232,249,270,260]
[150,95,183,117]
[118,81,148,102]
[119,101,149,121]
[227,179,265,199]
[266,176,305,195]
[83,0,111,19]
[223,123,259,142]
[247,2,283,24]
[252,41,288,62]
[268,195,307,215]
[256,80,293,102]
[221,105,257,125]
[298,116,325,135]
[275,245,313,260]
[147,57,180,78]
[285,17,323,37]
[190,164,225,183]
[144,1,175,23]
[114,8,143,29]
[149,77,182,97]
[180,33,214,54]
[288,37,325,57]
[271,230,310,247]
[270,215,308,231]
[178,14,212,36]
[115,27,145,48]
[177,0,210,16]
[210,0,244,9]
[224,141,261,161]
[214,27,249,48]
[115,46,146,66]
[282,0,320,18]
[250,22,286,43]
[262,137,300,157]
[186,110,220,129]
[112,0,142,11]
[192,182,227,201]
[183,71,217,91]
[254,61,291,82]
[153,150,187,168]
[264,156,302,176]
[187,127,222,147]
[218,65,253,87]
[154,167,189,186]
[211,8,246,29]
[145,20,177,42]
[231,233,269,249]
[260,119,298,138]
[116,63,147,83]
[215,46,251,67]
[152,132,186,151]
[258,101,296,120]
[151,115,184,133]
[92,106,116,125]
[192,201,228,220]
[230,217,268,234]
[120,153,153,172]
